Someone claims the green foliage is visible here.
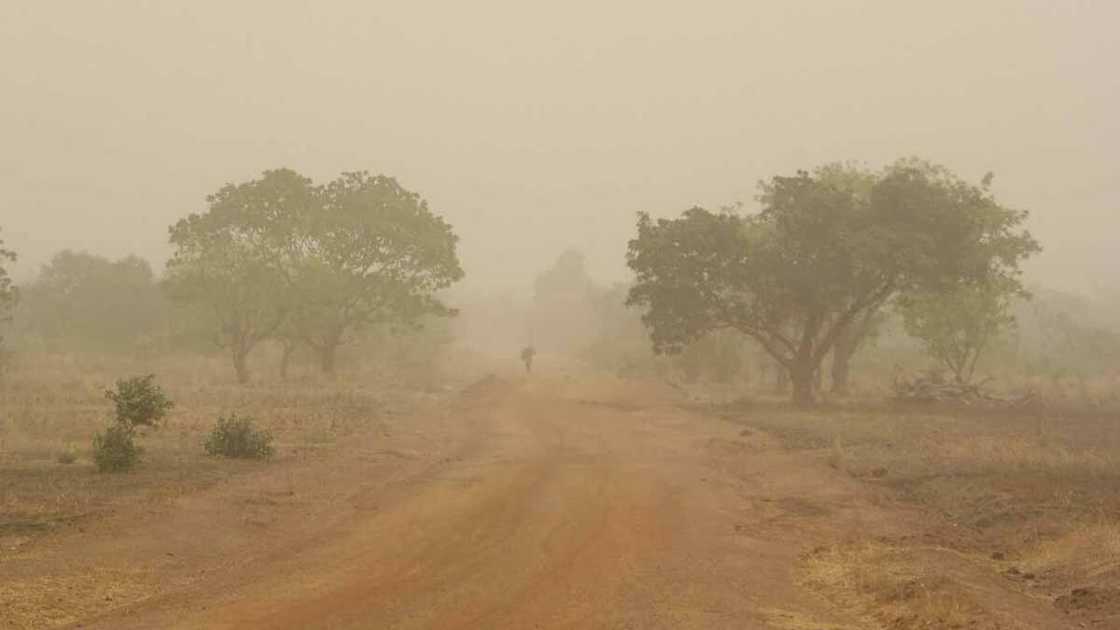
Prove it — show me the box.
[91,374,173,473]
[204,414,274,459]
[93,424,141,473]
[11,250,166,353]
[897,282,1018,384]
[164,169,308,382]
[105,374,174,428]
[165,168,464,381]
[626,159,1040,405]
[284,171,464,375]
[676,330,752,384]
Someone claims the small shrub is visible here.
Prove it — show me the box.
[90,374,172,473]
[93,425,141,473]
[105,374,174,428]
[204,414,274,459]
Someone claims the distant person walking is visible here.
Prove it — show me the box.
[520,346,536,373]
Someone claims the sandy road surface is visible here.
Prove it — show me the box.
[8,373,1075,628]
[69,374,913,629]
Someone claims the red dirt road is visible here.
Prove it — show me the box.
[86,376,882,629]
[29,375,1069,628]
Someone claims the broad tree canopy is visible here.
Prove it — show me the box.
[164,169,315,383]
[284,171,464,374]
[626,159,1040,405]
[164,168,463,381]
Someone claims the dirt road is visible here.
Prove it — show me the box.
[69,375,877,629]
[17,374,1069,628]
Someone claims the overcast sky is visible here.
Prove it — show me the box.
[1,1,1116,291]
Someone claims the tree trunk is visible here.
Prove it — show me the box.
[318,336,342,374]
[232,346,251,385]
[315,326,346,378]
[775,364,789,393]
[830,325,855,395]
[319,343,338,378]
[784,347,819,408]
[279,341,295,380]
[789,359,817,407]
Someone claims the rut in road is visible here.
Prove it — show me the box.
[87,376,919,629]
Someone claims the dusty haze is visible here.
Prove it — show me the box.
[1,1,1116,289]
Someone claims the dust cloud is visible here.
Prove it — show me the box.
[4,4,1120,628]
[1,1,1116,291]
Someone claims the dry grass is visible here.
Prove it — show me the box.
[714,398,1120,529]
[704,382,1120,625]
[801,543,992,630]
[758,607,864,630]
[1022,521,1120,582]
[0,351,438,551]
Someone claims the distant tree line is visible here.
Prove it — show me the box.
[4,157,1120,398]
[9,251,167,353]
[0,168,464,384]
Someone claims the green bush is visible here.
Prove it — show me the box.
[93,425,141,473]
[92,374,173,473]
[105,374,174,428]
[204,414,274,459]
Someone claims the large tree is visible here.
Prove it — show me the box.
[626,160,1040,406]
[167,169,463,382]
[164,169,313,383]
[282,172,464,376]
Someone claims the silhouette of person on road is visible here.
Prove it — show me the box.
[520,346,536,373]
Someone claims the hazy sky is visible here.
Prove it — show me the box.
[2,1,1116,290]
